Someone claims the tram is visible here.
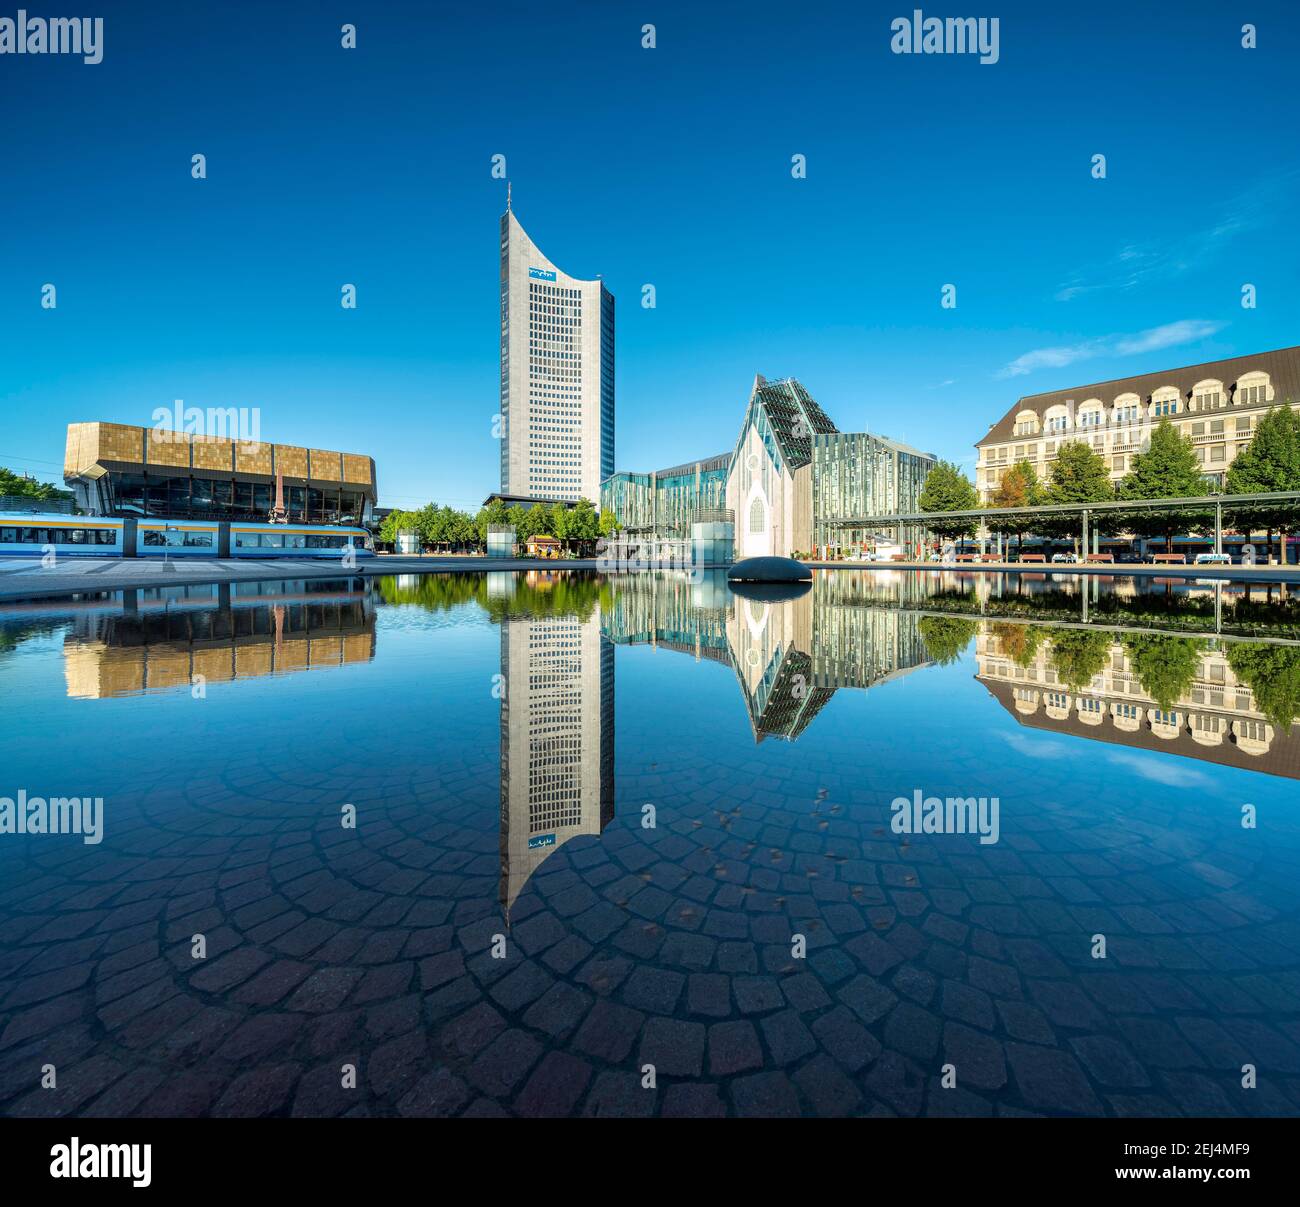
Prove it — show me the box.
[0,513,376,559]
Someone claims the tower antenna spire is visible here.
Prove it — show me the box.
[506,180,511,212]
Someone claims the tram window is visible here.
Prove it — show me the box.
[260,534,285,548]
[56,529,89,544]
[94,529,118,545]
[142,530,166,546]
[287,535,306,549]
[1,527,18,543]
[22,528,50,544]
[235,533,256,548]
[184,533,214,547]
[306,535,328,549]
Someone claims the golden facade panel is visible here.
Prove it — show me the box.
[309,449,343,482]
[342,453,374,485]
[234,441,275,475]
[191,435,235,473]
[145,427,192,469]
[274,445,309,479]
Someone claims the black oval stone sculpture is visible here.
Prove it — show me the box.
[727,556,813,583]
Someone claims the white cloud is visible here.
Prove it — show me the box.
[996,319,1225,380]
[1054,177,1288,302]
[998,731,1074,759]
[1104,749,1211,788]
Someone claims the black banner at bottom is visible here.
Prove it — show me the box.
[1,1115,1291,1194]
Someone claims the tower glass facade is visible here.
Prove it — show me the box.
[499,207,614,504]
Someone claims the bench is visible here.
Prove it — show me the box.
[1151,553,1187,564]
[1018,554,1046,563]
[1085,553,1115,563]
[955,553,980,562]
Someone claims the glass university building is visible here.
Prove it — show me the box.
[604,376,935,558]
[811,431,935,553]
[600,453,731,541]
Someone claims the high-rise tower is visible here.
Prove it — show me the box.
[499,199,614,503]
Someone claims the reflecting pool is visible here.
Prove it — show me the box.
[2,569,1299,1117]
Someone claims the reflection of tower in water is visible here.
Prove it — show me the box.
[499,611,614,920]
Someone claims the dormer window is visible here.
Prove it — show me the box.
[1235,371,1273,407]
[1044,405,1071,434]
[1151,386,1181,418]
[1012,409,1040,437]
[1077,401,1105,429]
[1192,379,1225,412]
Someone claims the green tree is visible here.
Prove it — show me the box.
[444,509,470,551]
[550,502,571,550]
[1047,441,1114,505]
[507,503,528,542]
[598,508,620,539]
[1121,634,1206,710]
[517,503,549,540]
[989,460,1045,556]
[1040,441,1114,548]
[1118,419,1208,552]
[1225,405,1300,563]
[1225,643,1300,730]
[1048,629,1111,691]
[476,498,510,545]
[918,616,978,665]
[567,498,600,553]
[919,461,978,542]
[0,466,70,501]
[988,621,1045,668]
[417,503,443,550]
[379,508,420,547]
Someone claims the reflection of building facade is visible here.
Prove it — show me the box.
[599,570,732,659]
[499,203,615,505]
[976,629,1300,778]
[64,422,376,524]
[62,583,376,698]
[600,571,933,740]
[975,345,1300,502]
[810,574,934,689]
[499,611,614,918]
[726,587,836,740]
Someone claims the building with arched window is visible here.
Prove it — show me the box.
[727,375,935,559]
[975,345,1300,501]
[603,374,934,560]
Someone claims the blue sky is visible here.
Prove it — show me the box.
[2,0,1298,510]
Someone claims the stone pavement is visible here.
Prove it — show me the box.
[3,732,1299,1118]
